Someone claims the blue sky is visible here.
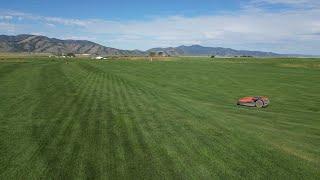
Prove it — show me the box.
[1,0,240,19]
[1,0,320,54]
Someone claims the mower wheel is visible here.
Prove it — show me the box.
[256,100,264,108]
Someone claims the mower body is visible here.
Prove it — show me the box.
[237,96,269,108]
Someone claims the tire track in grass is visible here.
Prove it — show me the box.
[108,74,179,176]
[107,72,143,178]
[75,61,320,178]
[151,74,317,178]
[113,74,158,178]
[159,75,282,177]
[0,63,40,119]
[110,73,134,178]
[30,68,93,177]
[20,63,78,177]
[90,72,105,172]
[156,90,273,177]
[99,73,119,177]
[75,66,112,179]
[114,75,165,175]
[96,64,234,177]
[111,74,185,178]
[39,63,101,178]
[0,66,39,118]
[73,69,101,179]
[104,73,124,178]
[56,67,98,179]
[113,72,166,178]
[113,74,137,178]
[138,92,208,178]
[55,61,316,178]
[75,62,119,178]
[113,73,236,178]
[0,63,28,79]
[27,64,96,178]
[0,65,44,178]
[42,70,98,178]
[82,72,106,179]
[0,63,73,178]
[71,62,320,178]
[92,73,108,177]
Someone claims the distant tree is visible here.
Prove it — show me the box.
[211,55,215,58]
[54,52,63,56]
[149,52,156,61]
[149,52,156,57]
[67,53,76,57]
[158,52,164,57]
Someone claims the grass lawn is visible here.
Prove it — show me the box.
[0,57,319,179]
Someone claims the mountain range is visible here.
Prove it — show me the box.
[0,34,297,57]
[0,34,145,56]
[148,45,280,57]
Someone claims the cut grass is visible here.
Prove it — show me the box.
[0,57,319,179]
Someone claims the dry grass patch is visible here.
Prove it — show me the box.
[280,63,320,69]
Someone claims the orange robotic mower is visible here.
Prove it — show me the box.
[237,96,269,108]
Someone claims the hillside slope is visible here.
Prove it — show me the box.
[0,34,299,57]
[148,45,281,57]
[0,34,145,56]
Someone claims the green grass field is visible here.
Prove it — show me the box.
[0,57,319,179]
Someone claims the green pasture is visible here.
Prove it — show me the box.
[0,57,319,179]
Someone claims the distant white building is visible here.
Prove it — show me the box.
[95,56,108,60]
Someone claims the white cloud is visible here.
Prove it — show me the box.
[46,23,56,27]
[44,17,88,26]
[75,9,320,53]
[0,22,16,32]
[62,36,97,41]
[0,15,13,20]
[30,32,45,36]
[249,0,320,8]
[254,0,311,4]
[0,11,89,26]
[1,3,320,54]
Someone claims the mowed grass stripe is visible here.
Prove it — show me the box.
[115,75,177,176]
[115,74,164,178]
[0,58,319,179]
[27,64,96,178]
[45,72,99,178]
[0,63,46,178]
[116,73,221,178]
[78,60,319,178]
[77,72,102,178]
[95,59,320,177]
[59,72,102,179]
[103,66,239,178]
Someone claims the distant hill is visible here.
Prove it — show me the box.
[0,34,145,56]
[148,45,281,57]
[0,34,306,57]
